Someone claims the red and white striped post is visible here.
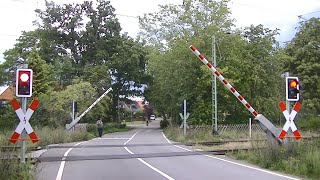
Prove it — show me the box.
[189,45,258,117]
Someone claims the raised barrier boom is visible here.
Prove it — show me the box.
[190,45,258,117]
[189,45,281,143]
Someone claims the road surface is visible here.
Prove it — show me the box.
[36,118,299,180]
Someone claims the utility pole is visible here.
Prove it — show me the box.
[212,36,218,132]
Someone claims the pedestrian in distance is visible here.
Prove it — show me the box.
[146,117,149,126]
[96,118,103,137]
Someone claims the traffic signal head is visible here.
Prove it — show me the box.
[16,69,33,97]
[286,77,299,101]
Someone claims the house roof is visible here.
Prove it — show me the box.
[0,85,14,101]
[135,101,144,109]
[0,86,9,96]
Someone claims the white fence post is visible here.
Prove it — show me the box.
[249,118,252,138]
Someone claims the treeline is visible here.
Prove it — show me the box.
[140,0,320,125]
[0,0,319,129]
[0,0,150,129]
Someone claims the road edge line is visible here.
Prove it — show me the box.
[203,155,300,180]
[55,141,85,180]
[161,132,192,152]
[161,132,299,180]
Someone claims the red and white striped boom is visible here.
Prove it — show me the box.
[189,45,258,117]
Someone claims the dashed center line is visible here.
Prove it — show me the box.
[124,131,175,180]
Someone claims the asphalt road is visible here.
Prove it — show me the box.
[36,119,300,180]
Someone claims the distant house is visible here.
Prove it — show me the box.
[0,85,14,106]
[121,100,144,112]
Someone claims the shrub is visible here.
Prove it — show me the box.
[119,123,126,129]
[86,124,97,134]
[160,120,169,129]
[0,158,34,180]
[296,116,320,131]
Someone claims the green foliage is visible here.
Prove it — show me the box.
[160,119,169,129]
[28,48,53,97]
[285,17,320,115]
[163,126,220,143]
[233,140,320,179]
[86,124,97,134]
[0,159,34,180]
[296,115,320,131]
[142,1,282,124]
[0,0,150,128]
[31,81,99,127]
[0,105,16,130]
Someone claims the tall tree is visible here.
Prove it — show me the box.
[108,35,151,121]
[27,48,53,97]
[285,17,320,114]
[139,0,233,50]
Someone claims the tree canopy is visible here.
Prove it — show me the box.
[1,0,319,129]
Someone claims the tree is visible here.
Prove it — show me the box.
[141,1,283,124]
[140,0,235,124]
[108,35,151,122]
[27,49,53,97]
[139,0,233,50]
[285,18,320,114]
[32,80,99,127]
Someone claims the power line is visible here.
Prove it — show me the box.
[299,10,320,16]
[116,14,139,19]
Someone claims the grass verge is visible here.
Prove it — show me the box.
[232,139,320,180]
[163,125,320,179]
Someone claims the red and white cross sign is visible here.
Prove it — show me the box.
[278,101,301,140]
[9,98,39,144]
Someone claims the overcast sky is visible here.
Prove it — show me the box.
[0,0,320,63]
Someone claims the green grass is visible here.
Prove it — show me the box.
[87,123,130,137]
[163,125,221,143]
[163,126,320,179]
[124,120,145,125]
[233,139,320,179]
[163,125,265,143]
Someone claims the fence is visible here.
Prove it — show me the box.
[189,124,263,133]
[74,123,88,132]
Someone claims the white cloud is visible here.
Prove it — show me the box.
[0,0,319,63]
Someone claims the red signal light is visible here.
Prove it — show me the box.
[16,69,33,97]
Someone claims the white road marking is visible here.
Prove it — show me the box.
[162,132,171,144]
[161,132,192,152]
[124,132,139,145]
[93,137,130,140]
[55,142,85,180]
[124,131,175,180]
[161,132,299,180]
[137,158,175,180]
[203,155,300,180]
[124,147,133,154]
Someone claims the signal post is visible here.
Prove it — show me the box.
[9,66,39,163]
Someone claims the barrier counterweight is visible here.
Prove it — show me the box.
[189,45,258,117]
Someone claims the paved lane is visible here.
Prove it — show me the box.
[36,119,300,180]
